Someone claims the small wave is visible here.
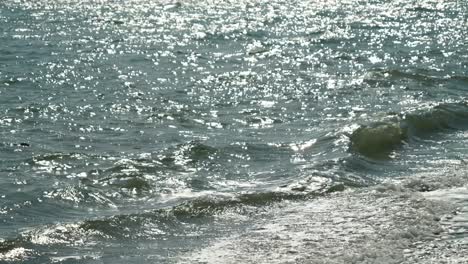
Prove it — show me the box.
[158,141,218,170]
[79,180,346,235]
[0,246,32,262]
[449,75,468,84]
[177,141,217,162]
[350,121,406,159]
[0,239,20,255]
[81,188,333,236]
[365,69,468,90]
[0,182,341,255]
[31,153,82,163]
[363,69,445,88]
[349,101,468,159]
[407,7,441,13]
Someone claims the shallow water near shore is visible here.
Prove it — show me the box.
[1,0,468,263]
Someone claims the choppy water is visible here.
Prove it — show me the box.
[1,0,468,263]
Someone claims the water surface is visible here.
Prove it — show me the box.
[1,0,468,263]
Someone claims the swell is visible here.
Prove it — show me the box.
[349,101,468,159]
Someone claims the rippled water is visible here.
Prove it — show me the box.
[1,0,468,263]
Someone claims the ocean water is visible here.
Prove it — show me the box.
[1,0,467,263]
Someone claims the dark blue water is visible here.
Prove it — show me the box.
[1,0,468,263]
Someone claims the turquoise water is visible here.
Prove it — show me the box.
[1,0,468,263]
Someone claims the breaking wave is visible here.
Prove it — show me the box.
[349,101,468,159]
